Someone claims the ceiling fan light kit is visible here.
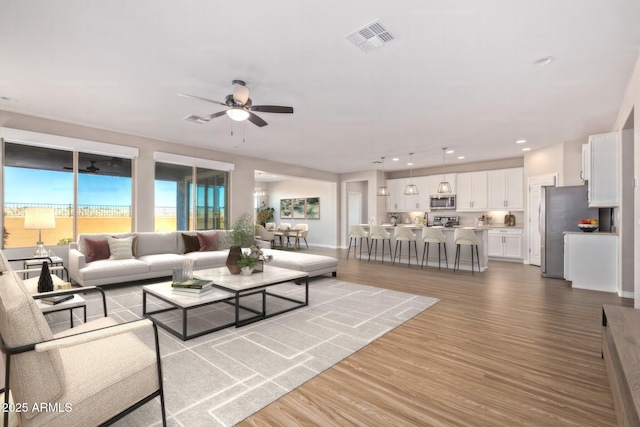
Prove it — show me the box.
[180,80,293,128]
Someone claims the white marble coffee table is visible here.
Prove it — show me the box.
[143,266,309,340]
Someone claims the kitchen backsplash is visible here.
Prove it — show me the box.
[393,210,525,227]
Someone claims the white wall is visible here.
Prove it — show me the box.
[265,179,338,247]
[612,54,640,305]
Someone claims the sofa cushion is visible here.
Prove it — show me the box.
[79,258,150,281]
[108,236,135,260]
[262,249,338,274]
[137,254,186,273]
[197,231,218,251]
[85,237,110,262]
[181,233,200,254]
[78,233,132,256]
[135,232,179,256]
[183,250,229,268]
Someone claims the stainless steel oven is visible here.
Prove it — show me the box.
[430,194,456,210]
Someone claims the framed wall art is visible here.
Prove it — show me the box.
[292,198,306,219]
[305,197,320,219]
[280,199,292,219]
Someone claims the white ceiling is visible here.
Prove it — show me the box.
[1,1,640,174]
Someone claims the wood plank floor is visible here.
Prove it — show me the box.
[239,247,631,427]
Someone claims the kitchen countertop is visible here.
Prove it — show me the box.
[362,224,487,231]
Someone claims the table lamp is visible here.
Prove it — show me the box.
[24,207,55,257]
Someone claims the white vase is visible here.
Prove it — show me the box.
[240,266,253,276]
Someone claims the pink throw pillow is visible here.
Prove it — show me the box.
[85,237,110,263]
[197,231,218,251]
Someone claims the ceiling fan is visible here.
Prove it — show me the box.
[179,80,294,127]
[64,160,100,174]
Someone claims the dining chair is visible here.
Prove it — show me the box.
[292,224,309,249]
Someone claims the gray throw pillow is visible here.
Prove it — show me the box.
[108,236,135,260]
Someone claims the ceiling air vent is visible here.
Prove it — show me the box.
[346,20,396,53]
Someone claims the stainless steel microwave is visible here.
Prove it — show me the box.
[430,194,456,210]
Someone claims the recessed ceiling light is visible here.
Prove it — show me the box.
[516,139,526,144]
[457,156,465,160]
[407,162,413,166]
[532,56,553,66]
[392,157,399,161]
[522,147,531,152]
[446,150,454,154]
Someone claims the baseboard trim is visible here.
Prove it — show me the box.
[619,290,634,299]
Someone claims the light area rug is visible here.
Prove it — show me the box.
[46,278,439,427]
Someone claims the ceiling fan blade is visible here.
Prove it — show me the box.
[201,110,228,121]
[247,112,268,127]
[249,105,294,114]
[63,166,73,170]
[233,83,250,105]
[178,93,226,106]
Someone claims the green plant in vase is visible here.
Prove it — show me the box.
[225,212,255,274]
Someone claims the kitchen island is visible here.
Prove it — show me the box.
[359,224,488,272]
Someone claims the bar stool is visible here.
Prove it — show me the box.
[368,226,394,263]
[454,229,481,274]
[421,227,448,270]
[393,227,419,266]
[347,225,369,259]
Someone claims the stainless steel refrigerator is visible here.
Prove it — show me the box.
[540,185,598,278]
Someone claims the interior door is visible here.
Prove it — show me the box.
[348,191,363,227]
[528,174,556,266]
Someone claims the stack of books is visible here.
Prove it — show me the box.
[40,294,74,305]
[171,278,213,295]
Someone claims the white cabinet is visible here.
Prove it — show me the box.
[587,132,619,207]
[488,168,523,210]
[456,171,488,211]
[564,233,617,292]
[581,143,590,181]
[386,178,405,211]
[488,228,522,259]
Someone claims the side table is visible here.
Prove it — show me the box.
[35,294,86,328]
[23,256,68,281]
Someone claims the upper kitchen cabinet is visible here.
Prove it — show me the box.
[457,171,488,211]
[386,177,429,211]
[488,168,524,210]
[587,132,619,207]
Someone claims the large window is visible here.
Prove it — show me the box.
[154,162,228,232]
[3,141,133,248]
[4,143,74,248]
[76,152,132,235]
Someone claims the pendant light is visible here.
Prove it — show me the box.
[377,157,390,196]
[437,147,452,194]
[404,152,419,195]
[254,172,268,197]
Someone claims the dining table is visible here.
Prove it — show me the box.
[271,228,301,250]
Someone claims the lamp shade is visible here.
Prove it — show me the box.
[24,208,55,230]
[437,181,452,194]
[377,186,390,196]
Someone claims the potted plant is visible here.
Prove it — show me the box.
[256,202,274,227]
[389,212,399,226]
[225,212,255,274]
[237,250,258,275]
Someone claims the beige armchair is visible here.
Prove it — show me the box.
[255,224,276,247]
[293,224,309,249]
[0,252,166,426]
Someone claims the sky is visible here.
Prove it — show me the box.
[5,168,177,207]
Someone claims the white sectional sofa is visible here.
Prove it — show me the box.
[69,231,338,287]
